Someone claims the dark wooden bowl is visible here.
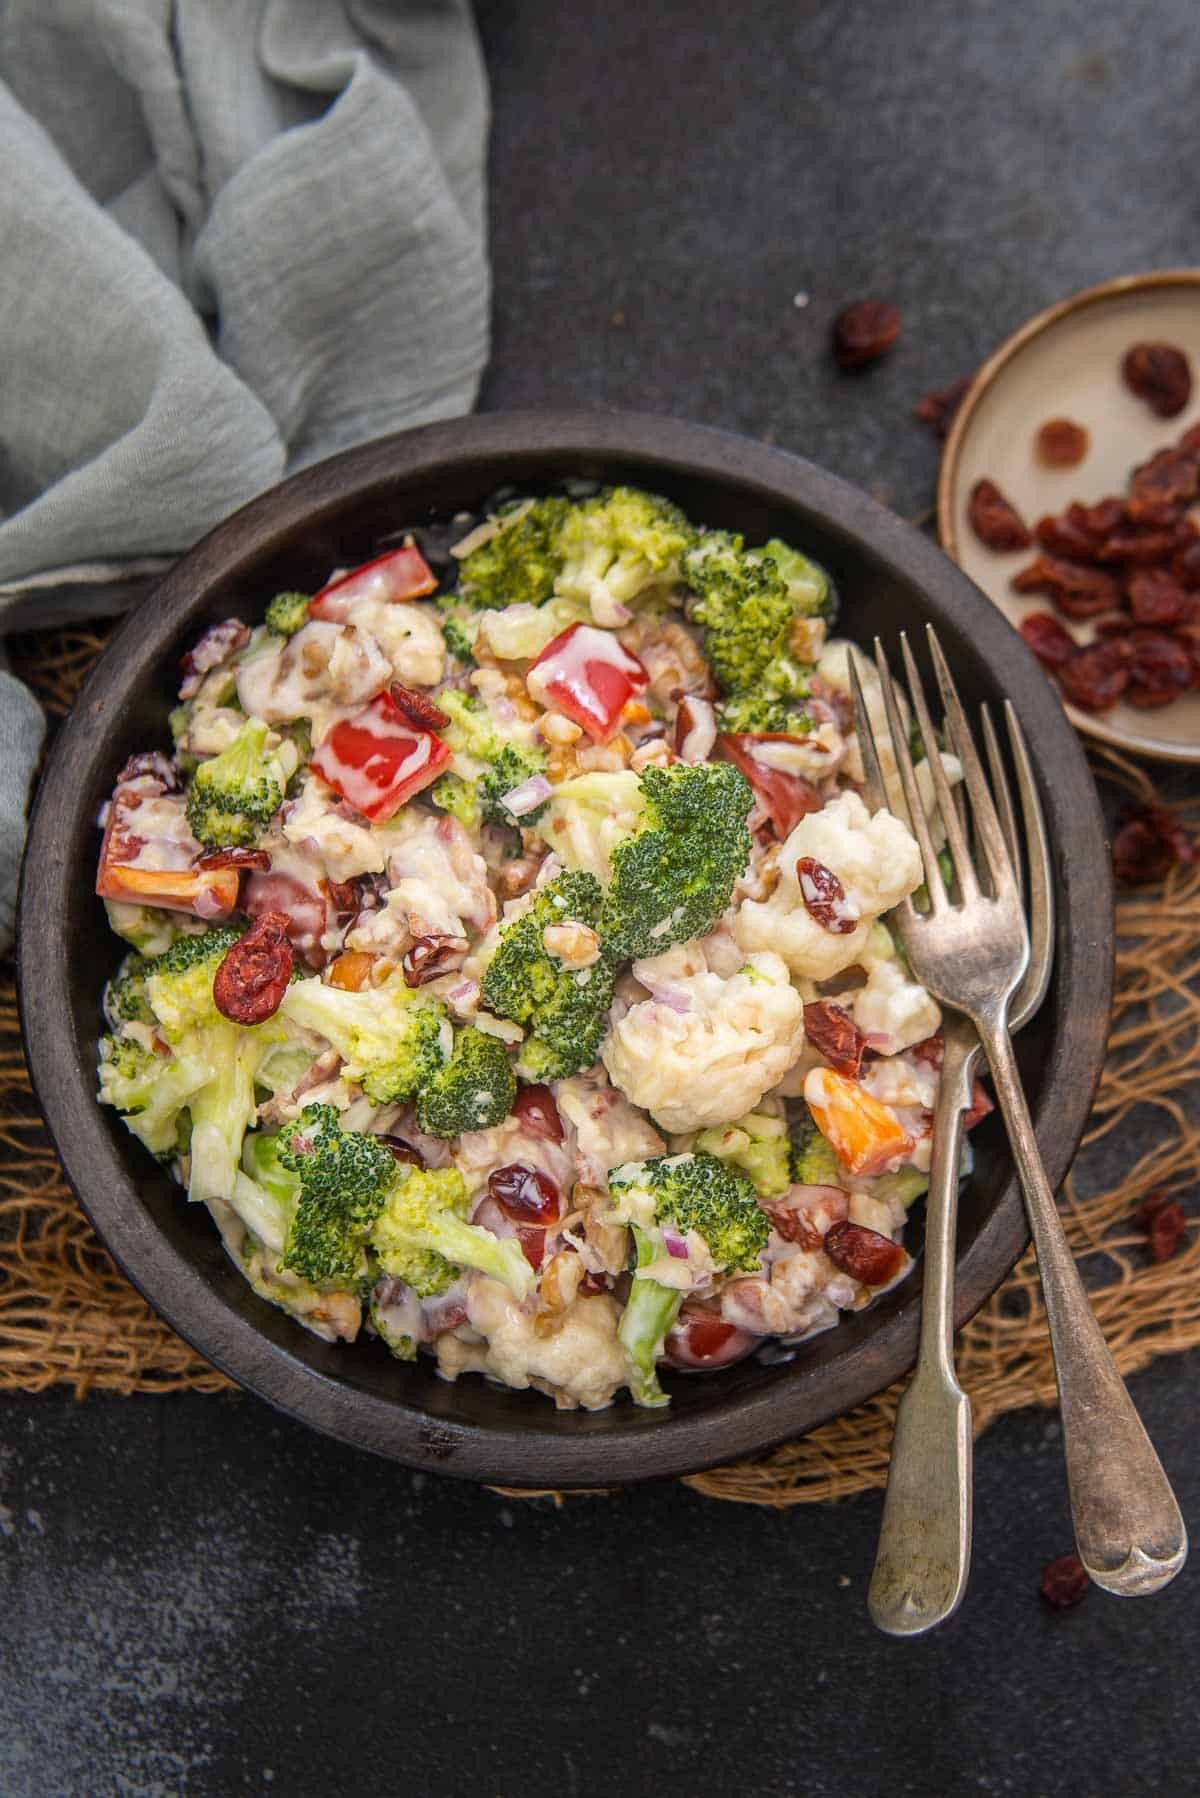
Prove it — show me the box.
[17,413,1112,1486]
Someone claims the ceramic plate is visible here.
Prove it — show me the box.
[939,270,1200,763]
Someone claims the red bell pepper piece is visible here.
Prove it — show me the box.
[310,687,451,822]
[96,788,239,919]
[526,623,649,742]
[308,543,437,622]
[713,733,823,838]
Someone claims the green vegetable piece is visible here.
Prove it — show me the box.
[695,1112,792,1199]
[415,1027,517,1138]
[788,1117,846,1188]
[185,717,286,849]
[480,870,614,1081]
[370,1164,532,1299]
[265,591,311,636]
[555,486,695,612]
[279,972,448,1107]
[456,497,572,610]
[277,1103,396,1286]
[609,1151,769,1276]
[617,1223,683,1408]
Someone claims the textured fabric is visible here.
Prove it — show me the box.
[0,0,490,948]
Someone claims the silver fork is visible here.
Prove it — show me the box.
[864,696,1053,1637]
[855,625,1187,1602]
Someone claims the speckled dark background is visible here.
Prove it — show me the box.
[3,5,1198,1794]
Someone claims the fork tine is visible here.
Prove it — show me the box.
[872,638,948,911]
[899,633,979,903]
[925,626,1017,893]
[1005,701,1055,1021]
[847,652,889,814]
[981,703,1022,907]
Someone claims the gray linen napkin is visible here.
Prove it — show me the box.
[0,0,491,949]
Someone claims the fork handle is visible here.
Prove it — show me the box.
[977,1014,1188,1597]
[868,1012,977,1636]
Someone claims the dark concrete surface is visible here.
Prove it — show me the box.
[4,3,1199,1793]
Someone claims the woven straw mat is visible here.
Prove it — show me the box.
[2,625,1197,1507]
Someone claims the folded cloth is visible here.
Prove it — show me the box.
[0,0,491,948]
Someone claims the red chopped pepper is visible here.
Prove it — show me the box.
[308,543,437,622]
[310,687,451,822]
[526,623,649,742]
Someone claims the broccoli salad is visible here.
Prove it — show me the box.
[95,486,980,1411]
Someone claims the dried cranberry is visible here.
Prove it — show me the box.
[1122,341,1192,418]
[824,1220,905,1286]
[1035,418,1089,468]
[1135,1191,1187,1262]
[664,1305,757,1369]
[212,912,293,1025]
[194,846,272,872]
[402,933,468,987]
[968,479,1032,552]
[117,751,182,792]
[1175,539,1200,590]
[910,1032,945,1071]
[1040,1552,1090,1609]
[1012,555,1120,617]
[1019,613,1078,671]
[322,876,362,920]
[963,1078,994,1131]
[913,376,972,439]
[179,619,251,696]
[1096,530,1179,566]
[512,1083,564,1144]
[803,1000,866,1077]
[1033,511,1105,565]
[388,682,451,731]
[488,1163,561,1224]
[796,857,860,934]
[1127,567,1188,627]
[831,299,902,370]
[1058,640,1129,711]
[1126,447,1199,522]
[1126,632,1193,708]
[1112,805,1198,885]
[377,1135,427,1169]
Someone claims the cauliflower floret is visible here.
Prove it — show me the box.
[437,1281,630,1411]
[853,957,941,1056]
[817,639,963,834]
[601,946,805,1133]
[386,811,497,939]
[281,775,389,881]
[733,791,922,981]
[236,621,391,734]
[347,599,445,688]
[554,1067,666,1185]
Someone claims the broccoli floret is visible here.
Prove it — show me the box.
[429,772,482,833]
[369,1293,419,1360]
[414,1027,517,1137]
[440,609,478,664]
[683,531,822,715]
[185,717,286,849]
[789,1116,847,1187]
[754,539,836,622]
[370,1164,533,1299]
[609,1151,770,1407]
[142,926,243,1041]
[695,1112,792,1198]
[601,762,753,962]
[480,870,614,1081]
[104,954,154,1027]
[609,1152,770,1274]
[265,591,310,636]
[97,1035,210,1158]
[555,486,694,616]
[278,971,448,1107]
[432,690,548,829]
[716,690,816,738]
[275,1103,396,1286]
[456,497,572,610]
[103,899,197,958]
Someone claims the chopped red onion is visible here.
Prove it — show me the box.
[662,1223,689,1259]
[501,774,553,817]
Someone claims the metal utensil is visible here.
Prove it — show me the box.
[856,625,1187,1602]
[865,696,1054,1636]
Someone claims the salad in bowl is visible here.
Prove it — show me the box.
[94,485,976,1412]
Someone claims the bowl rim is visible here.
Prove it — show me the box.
[16,409,1113,1485]
[937,265,1200,766]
